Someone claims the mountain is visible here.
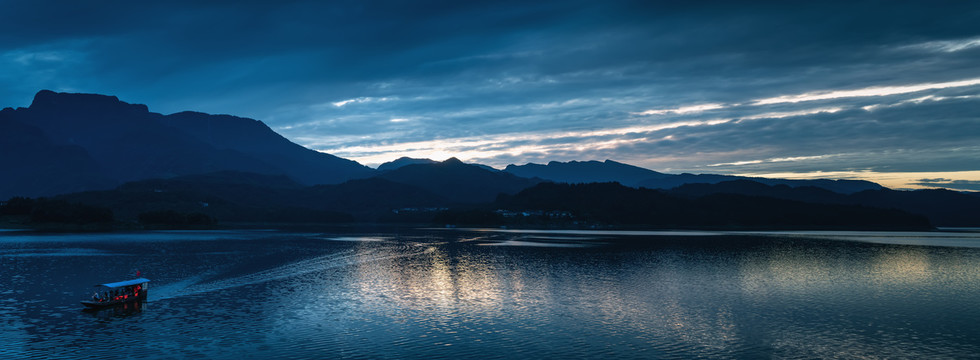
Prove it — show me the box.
[0,110,113,197]
[379,157,501,172]
[0,90,374,199]
[377,157,439,171]
[379,158,541,203]
[502,159,881,194]
[160,111,373,185]
[504,160,668,187]
[640,173,882,194]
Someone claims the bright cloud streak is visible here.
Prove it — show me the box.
[329,96,392,107]
[633,103,726,116]
[752,78,980,105]
[737,107,844,121]
[315,105,850,167]
[708,154,838,167]
[316,118,728,167]
[904,36,980,53]
[708,160,764,167]
[862,94,980,111]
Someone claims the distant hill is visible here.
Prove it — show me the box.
[0,90,374,199]
[502,159,881,194]
[504,160,668,187]
[436,182,932,230]
[377,157,439,171]
[379,158,541,203]
[641,173,882,194]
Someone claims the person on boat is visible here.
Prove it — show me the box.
[92,292,100,302]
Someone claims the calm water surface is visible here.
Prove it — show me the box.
[2,228,980,359]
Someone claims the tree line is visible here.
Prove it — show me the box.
[1,196,216,228]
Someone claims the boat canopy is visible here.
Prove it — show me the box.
[96,278,150,289]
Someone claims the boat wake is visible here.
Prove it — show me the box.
[153,245,434,301]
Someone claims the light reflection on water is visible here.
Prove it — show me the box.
[1,228,980,359]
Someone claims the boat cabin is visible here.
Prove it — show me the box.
[81,278,150,308]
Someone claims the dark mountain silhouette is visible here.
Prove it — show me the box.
[379,157,501,173]
[377,157,439,171]
[504,160,668,187]
[669,180,980,226]
[639,173,881,194]
[0,90,374,199]
[160,111,373,185]
[754,178,883,194]
[503,159,881,194]
[435,182,932,230]
[17,169,974,229]
[378,158,541,203]
[0,111,112,197]
[3,90,975,230]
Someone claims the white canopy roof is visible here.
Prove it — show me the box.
[96,278,150,288]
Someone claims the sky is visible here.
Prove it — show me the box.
[2,0,980,190]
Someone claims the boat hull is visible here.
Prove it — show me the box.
[81,291,148,308]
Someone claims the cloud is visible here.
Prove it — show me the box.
[2,1,980,185]
[309,104,857,168]
[910,179,980,191]
[708,154,837,167]
[862,94,980,112]
[736,107,844,121]
[901,36,980,53]
[916,178,954,183]
[633,103,726,116]
[751,78,980,106]
[329,97,393,108]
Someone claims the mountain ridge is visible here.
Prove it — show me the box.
[4,90,977,230]
[0,90,375,198]
[378,158,540,203]
[504,159,882,194]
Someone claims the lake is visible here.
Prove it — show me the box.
[2,227,980,359]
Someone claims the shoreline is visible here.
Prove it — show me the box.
[0,220,945,234]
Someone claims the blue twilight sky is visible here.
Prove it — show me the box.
[3,1,980,190]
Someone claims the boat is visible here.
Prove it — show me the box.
[80,278,150,308]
